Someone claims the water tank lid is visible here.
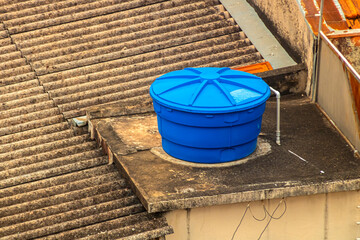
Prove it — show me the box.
[150,67,270,113]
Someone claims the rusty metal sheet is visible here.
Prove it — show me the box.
[301,0,318,15]
[305,15,331,34]
[317,0,348,30]
[338,0,360,19]
[349,72,360,124]
[301,0,348,34]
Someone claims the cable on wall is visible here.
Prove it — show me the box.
[231,198,287,240]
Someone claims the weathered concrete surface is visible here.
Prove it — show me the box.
[90,95,360,213]
[245,0,315,94]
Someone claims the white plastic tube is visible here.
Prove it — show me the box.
[270,87,281,145]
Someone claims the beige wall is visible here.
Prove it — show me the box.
[165,191,360,240]
[317,38,360,151]
[246,0,315,94]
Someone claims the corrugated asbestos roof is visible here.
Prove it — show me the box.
[0,33,172,240]
[0,0,265,239]
[1,0,265,119]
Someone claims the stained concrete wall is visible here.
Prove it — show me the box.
[165,190,360,240]
[317,38,360,151]
[245,0,315,94]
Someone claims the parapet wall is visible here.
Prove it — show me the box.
[246,0,315,94]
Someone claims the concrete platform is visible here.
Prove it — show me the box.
[88,95,360,213]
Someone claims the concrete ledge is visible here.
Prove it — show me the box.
[256,63,307,93]
[143,178,360,213]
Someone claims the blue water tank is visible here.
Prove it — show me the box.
[149,67,270,163]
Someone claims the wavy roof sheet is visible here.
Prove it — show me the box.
[0,0,266,238]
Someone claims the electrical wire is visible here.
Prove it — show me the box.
[257,199,287,240]
[231,203,250,240]
[230,199,287,240]
[249,204,267,221]
[263,199,287,220]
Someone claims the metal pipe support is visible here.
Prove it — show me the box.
[270,87,281,145]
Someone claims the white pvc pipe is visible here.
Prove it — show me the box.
[270,87,281,145]
[312,0,325,102]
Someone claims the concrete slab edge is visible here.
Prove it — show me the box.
[256,63,307,93]
[145,178,360,213]
[113,153,154,212]
[89,118,155,210]
[255,63,306,79]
